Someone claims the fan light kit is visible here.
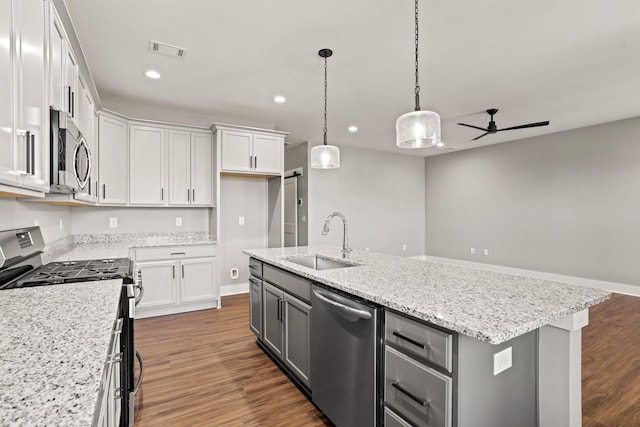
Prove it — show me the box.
[457,109,550,141]
[396,0,442,149]
[311,48,340,169]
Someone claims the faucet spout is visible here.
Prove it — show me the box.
[321,212,352,258]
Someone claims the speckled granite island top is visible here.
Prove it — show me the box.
[243,246,611,345]
[0,280,122,426]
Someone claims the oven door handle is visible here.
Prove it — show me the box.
[133,349,144,395]
[134,281,144,306]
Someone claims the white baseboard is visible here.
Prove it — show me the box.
[412,255,640,298]
[221,282,249,296]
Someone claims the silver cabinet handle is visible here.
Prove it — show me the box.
[161,187,164,201]
[172,265,175,279]
[67,86,72,114]
[95,181,98,198]
[254,156,257,169]
[25,131,31,174]
[30,134,35,175]
[391,382,430,407]
[280,299,286,323]
[192,188,195,202]
[102,184,106,199]
[249,155,253,169]
[170,252,186,256]
[187,188,190,202]
[132,350,144,395]
[181,264,184,278]
[392,331,430,350]
[313,289,372,320]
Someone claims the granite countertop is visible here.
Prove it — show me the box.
[43,231,217,263]
[243,246,611,345]
[0,280,123,426]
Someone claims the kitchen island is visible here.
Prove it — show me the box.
[244,245,611,427]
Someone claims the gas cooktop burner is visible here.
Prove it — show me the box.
[14,258,132,288]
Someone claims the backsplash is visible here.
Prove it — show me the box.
[0,199,71,243]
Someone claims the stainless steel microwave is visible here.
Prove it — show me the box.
[49,108,91,194]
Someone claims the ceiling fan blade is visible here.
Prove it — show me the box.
[458,123,489,132]
[472,132,490,141]
[498,121,550,131]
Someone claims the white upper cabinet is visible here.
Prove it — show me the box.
[99,113,128,205]
[48,4,65,111]
[190,132,213,206]
[218,127,284,175]
[0,0,48,192]
[129,124,166,206]
[62,40,77,123]
[167,129,213,206]
[0,0,18,186]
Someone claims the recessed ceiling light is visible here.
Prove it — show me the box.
[274,95,286,103]
[348,125,358,133]
[145,70,161,79]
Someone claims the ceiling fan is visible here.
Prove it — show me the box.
[457,109,550,141]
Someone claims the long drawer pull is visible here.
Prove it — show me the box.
[391,382,429,407]
[392,331,430,350]
[170,252,186,255]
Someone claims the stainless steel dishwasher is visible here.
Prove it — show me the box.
[311,284,381,426]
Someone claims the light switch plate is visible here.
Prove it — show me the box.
[175,217,182,226]
[109,217,118,228]
[238,216,245,226]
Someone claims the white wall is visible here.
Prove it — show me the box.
[70,206,209,234]
[218,176,268,288]
[425,116,640,286]
[0,199,71,242]
[308,145,425,256]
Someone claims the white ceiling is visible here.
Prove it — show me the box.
[64,0,640,157]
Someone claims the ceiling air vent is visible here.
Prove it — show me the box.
[148,40,188,60]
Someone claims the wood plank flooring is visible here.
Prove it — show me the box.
[134,293,640,426]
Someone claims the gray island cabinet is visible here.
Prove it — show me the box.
[244,246,610,427]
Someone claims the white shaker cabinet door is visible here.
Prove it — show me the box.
[16,0,48,191]
[98,114,128,204]
[180,257,217,303]
[190,132,213,206]
[0,0,18,186]
[168,129,190,205]
[48,5,65,111]
[129,125,166,205]
[220,129,252,172]
[252,134,282,174]
[136,261,178,309]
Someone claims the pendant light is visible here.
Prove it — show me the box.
[311,48,340,169]
[396,0,442,149]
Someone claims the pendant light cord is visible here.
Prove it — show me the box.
[323,55,328,145]
[414,0,421,111]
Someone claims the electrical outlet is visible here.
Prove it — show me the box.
[484,249,489,256]
[301,215,306,223]
[109,217,118,228]
[230,268,239,280]
[175,217,182,226]
[238,216,245,226]
[365,248,370,252]
[470,247,475,255]
[494,347,512,375]
[59,218,63,231]
[402,244,407,251]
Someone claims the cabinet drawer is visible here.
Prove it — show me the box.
[384,407,414,427]
[386,311,453,372]
[249,258,263,279]
[385,346,452,427]
[133,245,216,261]
[263,264,311,303]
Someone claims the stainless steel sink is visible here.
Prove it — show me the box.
[284,255,360,270]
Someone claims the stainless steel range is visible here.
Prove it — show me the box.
[0,226,143,426]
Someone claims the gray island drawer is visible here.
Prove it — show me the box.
[262,263,311,303]
[385,346,452,427]
[385,311,453,372]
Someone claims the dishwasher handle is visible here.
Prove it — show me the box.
[313,289,372,320]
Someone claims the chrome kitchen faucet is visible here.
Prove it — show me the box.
[321,212,352,258]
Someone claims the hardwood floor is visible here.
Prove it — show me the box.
[134,293,640,426]
[582,293,640,427]
[133,294,331,426]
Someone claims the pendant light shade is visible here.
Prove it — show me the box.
[311,48,340,169]
[396,110,441,148]
[310,144,340,169]
[396,0,442,149]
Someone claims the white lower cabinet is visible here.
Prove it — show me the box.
[132,245,218,318]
